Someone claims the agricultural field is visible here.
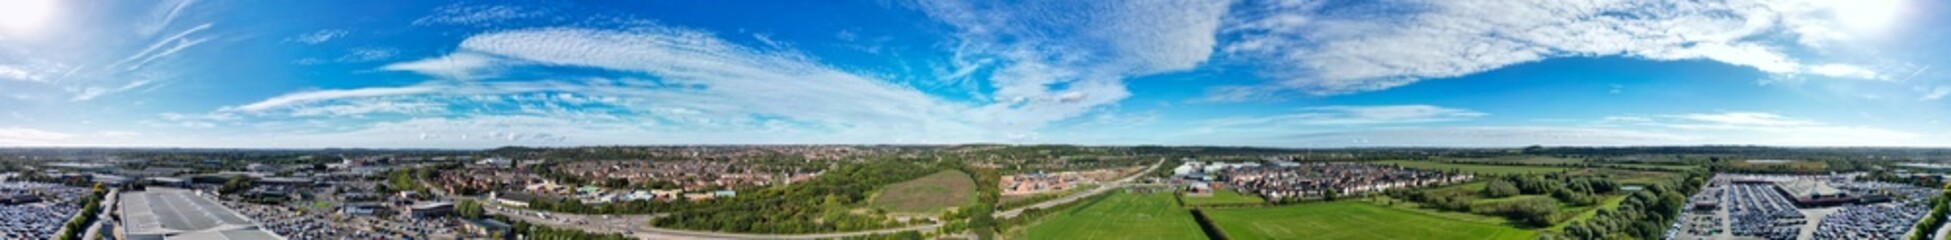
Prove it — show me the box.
[1205,201,1536,240]
[1181,190,1265,206]
[868,170,976,213]
[1377,160,1571,175]
[1447,156,1584,165]
[1026,191,1209,240]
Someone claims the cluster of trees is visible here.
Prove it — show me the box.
[1397,189,1473,212]
[1911,183,1951,240]
[1482,179,1521,198]
[457,199,486,219]
[492,215,632,240]
[649,160,940,233]
[1476,197,1558,227]
[218,175,255,195]
[1501,174,1620,206]
[1544,173,1704,240]
[54,184,107,240]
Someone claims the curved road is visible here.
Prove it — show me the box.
[994,159,1164,219]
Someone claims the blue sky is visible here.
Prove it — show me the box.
[1,0,1949,148]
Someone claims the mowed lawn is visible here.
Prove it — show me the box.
[1182,190,1266,206]
[1377,160,1570,175]
[1206,201,1536,240]
[1028,191,1209,240]
[869,170,975,213]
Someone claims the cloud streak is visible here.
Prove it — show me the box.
[1212,0,1902,100]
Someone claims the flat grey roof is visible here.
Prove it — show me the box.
[118,188,281,240]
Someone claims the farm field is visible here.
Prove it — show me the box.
[1205,201,1536,240]
[1378,160,1571,175]
[1447,156,1584,165]
[868,170,976,213]
[1026,191,1209,240]
[1181,190,1265,206]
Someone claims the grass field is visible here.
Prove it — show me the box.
[1026,191,1209,240]
[1206,201,1536,240]
[1378,160,1571,175]
[1181,190,1265,206]
[1448,156,1584,165]
[868,170,975,213]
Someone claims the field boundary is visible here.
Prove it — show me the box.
[1189,208,1229,240]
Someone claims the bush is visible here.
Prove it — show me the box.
[1482,180,1521,198]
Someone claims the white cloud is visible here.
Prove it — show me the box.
[1602,111,1925,145]
[226,85,441,112]
[1198,105,1485,134]
[0,65,39,82]
[1923,86,1951,101]
[1671,112,1818,127]
[379,52,509,79]
[915,0,1233,131]
[287,29,349,44]
[114,23,214,71]
[413,4,541,26]
[0,127,71,145]
[1216,0,1899,98]
[134,0,197,38]
[1806,64,1883,80]
[218,26,1018,145]
[1280,127,1683,147]
[337,47,398,62]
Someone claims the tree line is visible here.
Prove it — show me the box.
[648,160,941,233]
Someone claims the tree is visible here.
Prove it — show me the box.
[219,175,255,194]
[1483,180,1521,198]
[458,200,486,219]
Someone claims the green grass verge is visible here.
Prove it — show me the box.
[868,170,976,213]
[1026,191,1210,240]
[1205,201,1537,240]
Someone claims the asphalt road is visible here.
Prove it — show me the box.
[993,159,1165,219]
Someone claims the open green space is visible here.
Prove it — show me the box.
[868,170,976,213]
[1181,190,1265,206]
[1026,191,1209,240]
[1447,156,1585,165]
[1205,201,1536,240]
[1378,160,1571,175]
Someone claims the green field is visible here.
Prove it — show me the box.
[1378,161,1571,175]
[1026,191,1209,240]
[1448,156,1584,165]
[1181,190,1265,206]
[1206,201,1536,240]
[868,170,976,213]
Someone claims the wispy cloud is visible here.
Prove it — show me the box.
[211,26,1011,146]
[1197,105,1486,135]
[113,23,215,71]
[1211,0,1903,100]
[380,52,509,79]
[0,127,72,145]
[915,0,1233,133]
[286,29,349,44]
[412,3,542,26]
